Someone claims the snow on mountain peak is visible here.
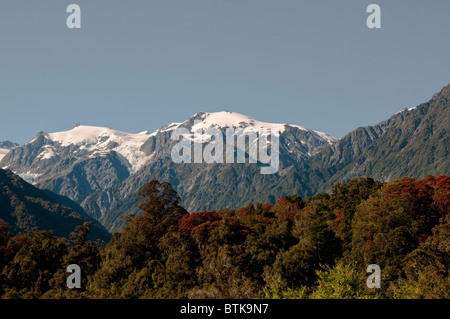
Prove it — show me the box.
[191,111,291,131]
[41,125,152,172]
[0,148,9,162]
[19,111,338,175]
[148,111,337,144]
[186,111,338,144]
[48,125,149,147]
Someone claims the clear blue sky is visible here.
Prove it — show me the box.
[1,0,449,144]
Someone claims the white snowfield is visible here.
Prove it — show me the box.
[18,111,338,174]
[394,106,418,116]
[160,111,338,144]
[48,125,150,147]
[0,148,9,162]
[200,111,338,144]
[41,125,152,172]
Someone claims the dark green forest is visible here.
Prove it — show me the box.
[0,175,449,299]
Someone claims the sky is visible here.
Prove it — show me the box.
[1,0,449,144]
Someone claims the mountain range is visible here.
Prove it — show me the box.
[1,84,449,233]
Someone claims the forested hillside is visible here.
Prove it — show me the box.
[0,169,110,242]
[0,176,448,299]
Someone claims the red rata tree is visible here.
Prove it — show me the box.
[433,175,450,216]
[385,175,450,216]
[271,195,304,221]
[236,205,274,226]
[178,211,257,245]
[178,211,222,243]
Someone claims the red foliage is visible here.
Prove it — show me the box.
[272,197,302,220]
[436,174,450,190]
[433,192,450,216]
[385,175,450,216]
[335,208,344,222]
[236,207,252,219]
[179,211,259,245]
[386,176,433,198]
[434,175,450,216]
[178,211,221,235]
[261,203,273,212]
[224,217,256,238]
[236,207,274,225]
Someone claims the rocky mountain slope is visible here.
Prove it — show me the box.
[259,83,450,199]
[1,125,152,203]
[82,111,339,230]
[1,111,338,232]
[1,84,449,233]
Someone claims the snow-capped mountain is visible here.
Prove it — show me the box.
[0,111,338,229]
[0,125,153,203]
[159,111,337,143]
[2,83,449,233]
[204,111,337,144]
[145,111,337,165]
[80,111,339,229]
[41,124,151,172]
[2,125,152,179]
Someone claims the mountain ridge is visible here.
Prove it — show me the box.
[80,111,338,230]
[1,111,336,206]
[1,84,449,232]
[258,83,450,198]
